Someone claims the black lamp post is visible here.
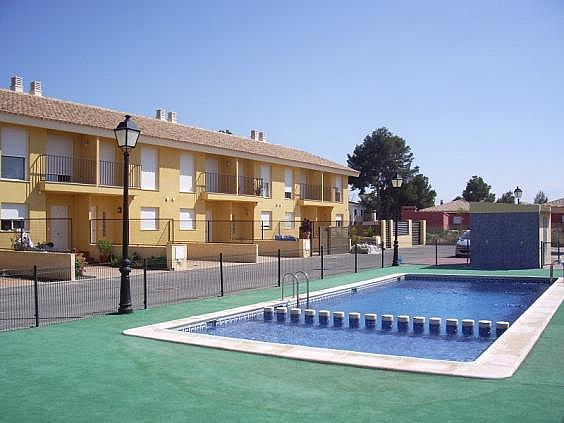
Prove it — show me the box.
[114,115,140,314]
[391,173,403,266]
[514,186,523,205]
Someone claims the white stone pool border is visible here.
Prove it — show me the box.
[123,273,564,379]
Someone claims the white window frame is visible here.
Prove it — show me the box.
[179,152,194,193]
[284,168,293,199]
[141,147,157,190]
[0,203,27,231]
[260,211,272,229]
[140,207,158,231]
[284,212,295,229]
[1,127,28,181]
[179,208,195,230]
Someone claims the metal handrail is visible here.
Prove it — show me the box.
[281,272,300,307]
[294,271,310,308]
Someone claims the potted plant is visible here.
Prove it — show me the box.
[96,239,112,263]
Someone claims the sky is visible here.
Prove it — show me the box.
[1,0,562,203]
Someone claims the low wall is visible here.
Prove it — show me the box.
[256,239,310,258]
[185,242,258,263]
[0,250,75,281]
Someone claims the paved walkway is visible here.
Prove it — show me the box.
[0,265,562,422]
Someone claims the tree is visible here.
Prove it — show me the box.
[496,191,515,204]
[218,129,232,135]
[462,176,495,202]
[452,195,464,201]
[534,190,548,204]
[347,127,436,219]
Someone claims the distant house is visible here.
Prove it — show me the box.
[401,200,470,231]
[547,197,564,227]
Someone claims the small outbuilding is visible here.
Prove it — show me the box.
[470,203,551,269]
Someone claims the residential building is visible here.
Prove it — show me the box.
[0,76,357,258]
[401,200,470,232]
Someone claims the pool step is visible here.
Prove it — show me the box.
[263,307,510,338]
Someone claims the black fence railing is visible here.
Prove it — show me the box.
[299,183,322,201]
[0,245,397,332]
[36,154,141,188]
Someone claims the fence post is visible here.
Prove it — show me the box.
[558,236,560,263]
[381,242,385,268]
[219,253,224,296]
[354,243,358,273]
[317,225,321,256]
[143,258,148,309]
[33,265,39,328]
[540,242,544,268]
[277,249,281,287]
[320,245,324,279]
[207,220,210,242]
[466,238,470,266]
[261,221,264,240]
[435,239,439,267]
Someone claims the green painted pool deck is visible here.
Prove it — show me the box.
[1,265,563,422]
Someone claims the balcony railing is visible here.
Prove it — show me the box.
[323,186,343,203]
[299,183,322,201]
[38,154,140,188]
[199,172,270,197]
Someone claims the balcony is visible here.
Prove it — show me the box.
[198,172,269,201]
[37,154,141,189]
[323,186,343,203]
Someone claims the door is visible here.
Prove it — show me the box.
[205,209,213,242]
[99,142,116,186]
[50,205,69,250]
[46,135,73,182]
[205,157,219,192]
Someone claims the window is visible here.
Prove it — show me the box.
[335,176,342,202]
[284,168,293,199]
[284,212,295,229]
[453,216,463,225]
[179,208,195,230]
[141,147,157,190]
[260,165,271,197]
[140,207,158,230]
[179,152,194,192]
[335,214,343,227]
[260,211,272,229]
[1,127,28,180]
[1,203,27,231]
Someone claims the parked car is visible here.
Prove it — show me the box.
[455,230,471,257]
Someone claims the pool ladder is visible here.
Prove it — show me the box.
[281,271,310,308]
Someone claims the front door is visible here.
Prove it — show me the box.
[50,205,69,250]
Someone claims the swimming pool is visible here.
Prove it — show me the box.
[177,275,548,362]
[124,273,564,378]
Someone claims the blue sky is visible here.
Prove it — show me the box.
[1,0,562,203]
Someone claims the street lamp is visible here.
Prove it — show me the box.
[514,186,523,205]
[391,173,403,266]
[114,115,140,314]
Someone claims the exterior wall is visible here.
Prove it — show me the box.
[256,239,310,257]
[186,242,258,262]
[470,206,546,269]
[1,121,350,255]
[401,209,469,231]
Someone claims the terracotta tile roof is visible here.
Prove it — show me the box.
[548,197,564,207]
[0,89,357,176]
[420,199,470,213]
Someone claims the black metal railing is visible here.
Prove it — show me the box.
[0,244,397,332]
[37,154,140,187]
[238,175,266,196]
[322,186,343,202]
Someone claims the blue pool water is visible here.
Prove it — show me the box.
[180,276,549,361]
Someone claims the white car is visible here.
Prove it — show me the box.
[455,230,471,257]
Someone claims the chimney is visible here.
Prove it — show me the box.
[29,80,42,96]
[10,75,23,93]
[167,111,177,123]
[155,108,166,121]
[250,129,258,140]
[258,131,266,142]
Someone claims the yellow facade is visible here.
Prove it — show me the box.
[0,121,351,256]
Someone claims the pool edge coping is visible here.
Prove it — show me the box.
[123,273,564,379]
